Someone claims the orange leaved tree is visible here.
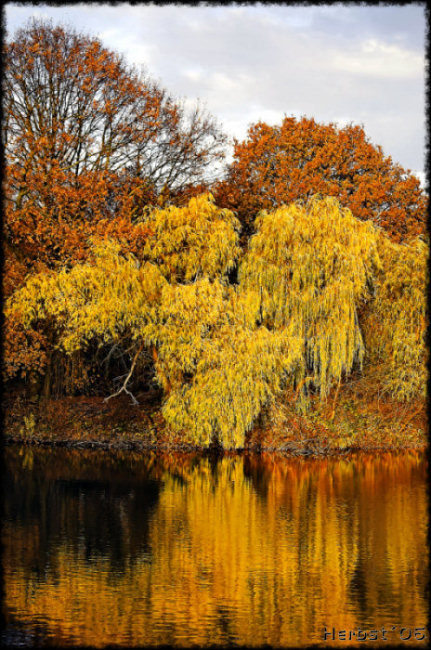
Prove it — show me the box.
[214,116,426,243]
[3,18,227,286]
[3,19,227,395]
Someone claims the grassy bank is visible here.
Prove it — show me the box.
[4,381,426,456]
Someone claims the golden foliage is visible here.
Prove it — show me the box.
[6,194,427,447]
[140,193,241,283]
[239,195,381,400]
[361,234,428,400]
[161,313,302,448]
[7,240,167,354]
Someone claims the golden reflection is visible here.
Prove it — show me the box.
[3,449,428,647]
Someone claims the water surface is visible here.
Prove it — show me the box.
[2,447,428,647]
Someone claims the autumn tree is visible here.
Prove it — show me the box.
[3,20,227,394]
[360,233,428,400]
[3,19,227,283]
[7,194,427,448]
[4,195,241,395]
[238,194,427,407]
[4,18,226,196]
[238,195,381,406]
[214,116,426,243]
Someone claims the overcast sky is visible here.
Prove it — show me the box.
[4,2,427,186]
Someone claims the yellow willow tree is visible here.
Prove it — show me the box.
[238,195,383,404]
[7,194,304,447]
[361,234,428,400]
[6,194,427,447]
[154,281,302,447]
[5,194,241,396]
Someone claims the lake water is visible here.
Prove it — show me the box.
[2,446,428,647]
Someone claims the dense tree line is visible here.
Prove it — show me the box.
[3,21,427,448]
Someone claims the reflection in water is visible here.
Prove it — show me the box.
[2,447,428,647]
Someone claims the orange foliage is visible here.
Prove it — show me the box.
[4,20,226,286]
[4,20,225,192]
[3,19,226,388]
[214,116,427,243]
[4,165,155,283]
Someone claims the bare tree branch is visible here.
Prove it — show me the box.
[103,341,145,406]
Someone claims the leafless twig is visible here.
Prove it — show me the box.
[104,341,145,405]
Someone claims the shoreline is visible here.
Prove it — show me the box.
[4,435,426,457]
[4,390,427,457]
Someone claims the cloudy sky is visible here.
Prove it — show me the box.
[4,2,427,185]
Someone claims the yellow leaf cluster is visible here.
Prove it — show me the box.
[6,239,167,353]
[362,234,428,400]
[157,280,302,447]
[163,326,302,448]
[139,193,241,283]
[239,195,381,400]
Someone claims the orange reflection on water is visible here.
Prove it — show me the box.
[3,448,428,647]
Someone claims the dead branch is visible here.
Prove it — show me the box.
[104,341,145,406]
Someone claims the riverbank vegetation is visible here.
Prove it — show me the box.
[3,20,428,453]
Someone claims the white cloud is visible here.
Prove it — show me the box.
[183,68,205,83]
[333,39,424,78]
